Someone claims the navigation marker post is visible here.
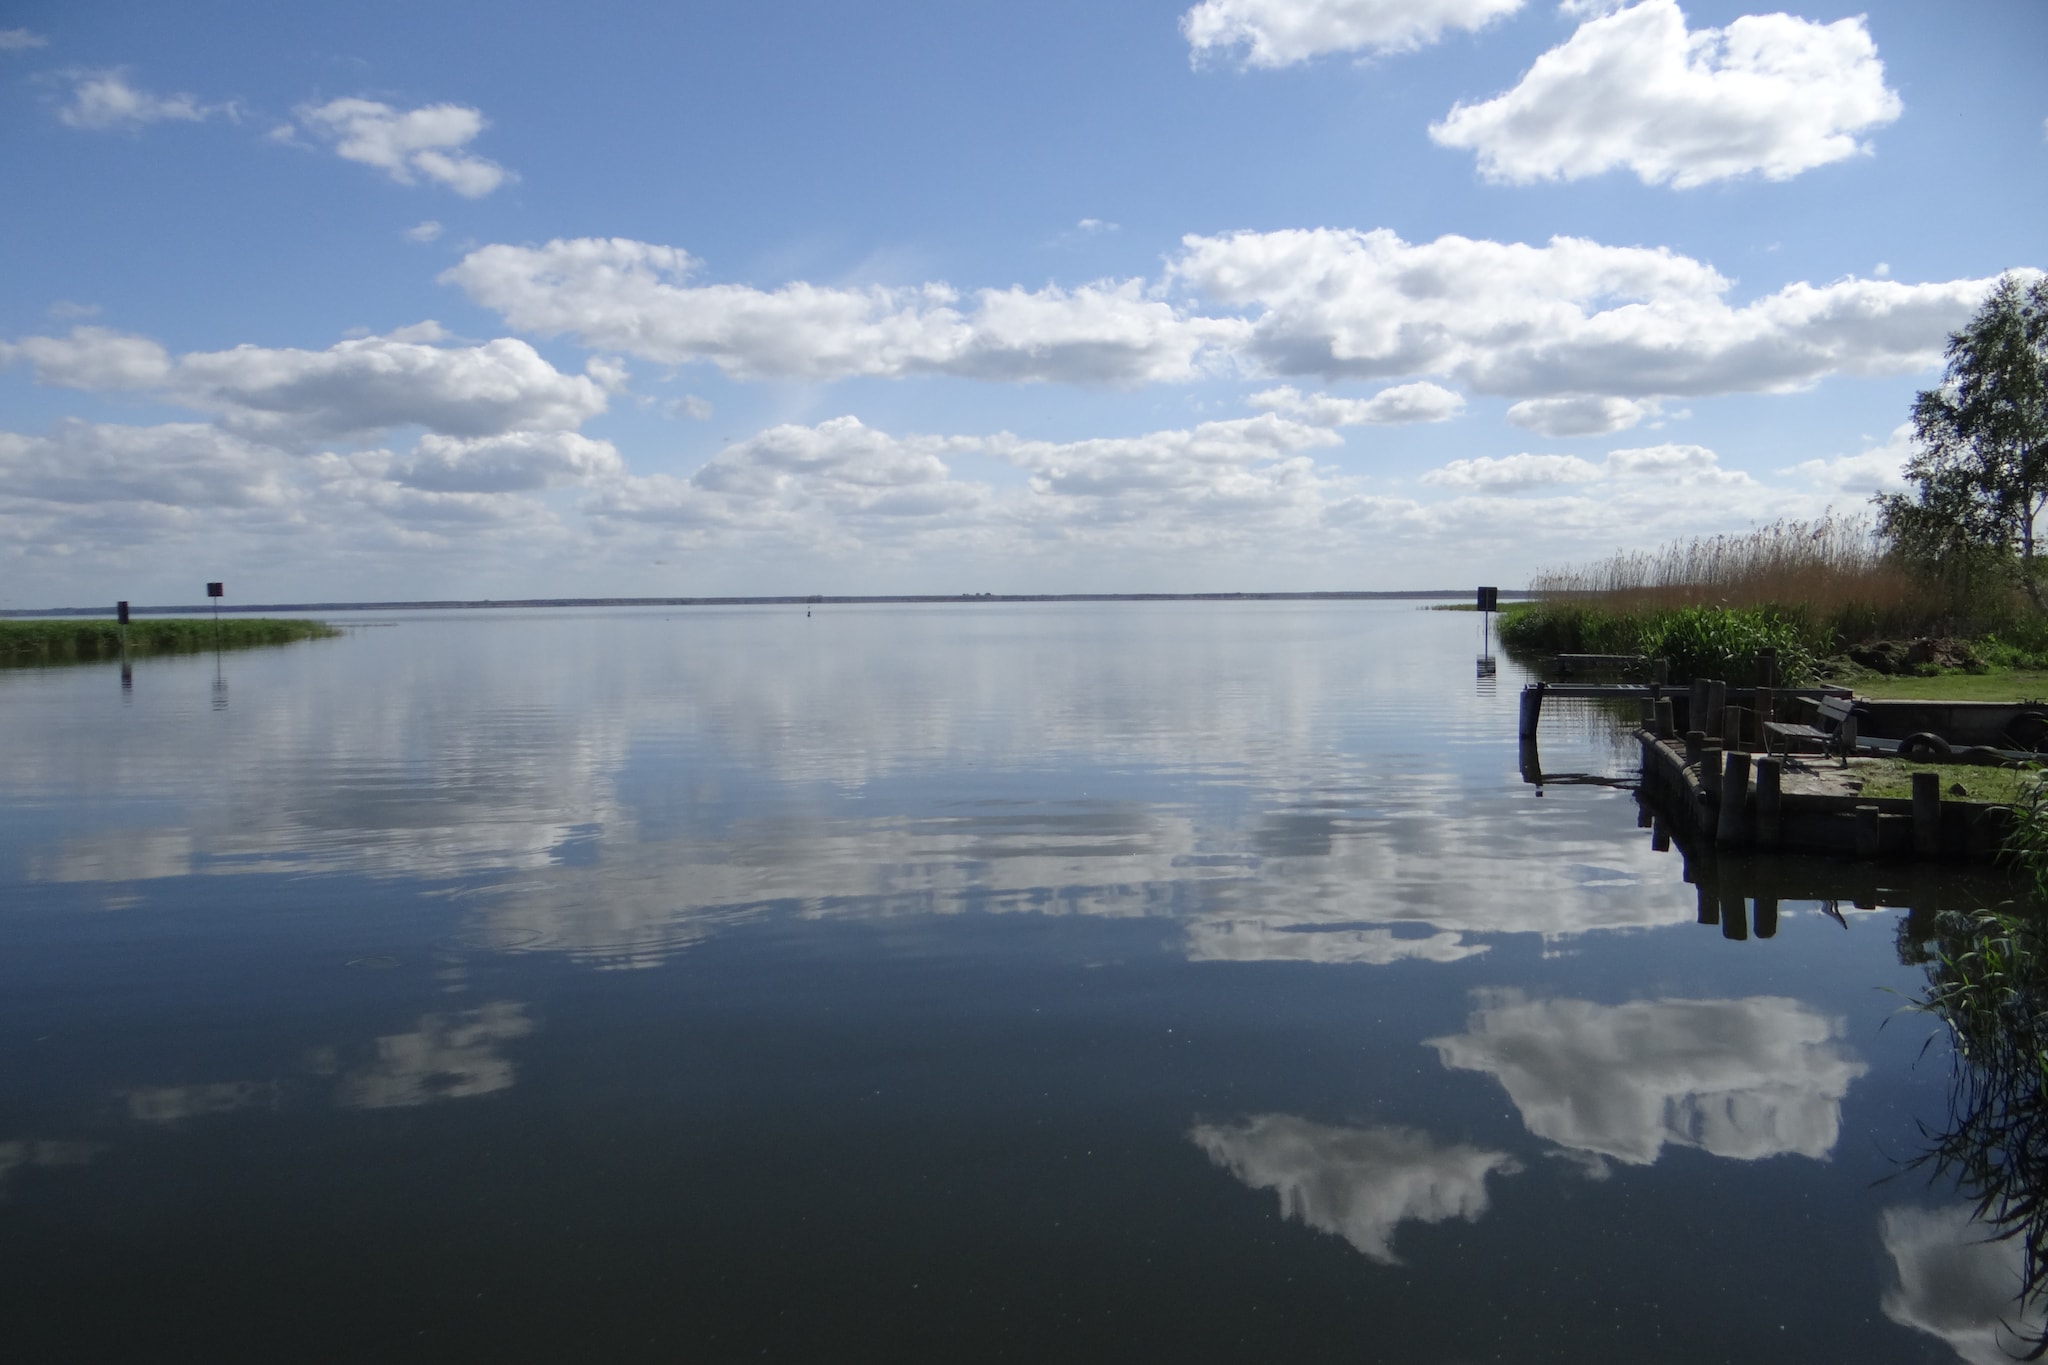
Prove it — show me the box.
[1476,585,1498,677]
[117,600,131,693]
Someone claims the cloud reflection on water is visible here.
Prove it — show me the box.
[0,1139,103,1200]
[1191,1115,1521,1264]
[334,1002,535,1109]
[7,607,1698,967]
[1430,991,1867,1167]
[1881,1204,2048,1365]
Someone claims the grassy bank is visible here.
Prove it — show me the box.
[1857,759,2039,803]
[1501,516,2048,685]
[0,618,339,666]
[1832,671,2048,702]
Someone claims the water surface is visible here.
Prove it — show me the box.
[0,603,2013,1361]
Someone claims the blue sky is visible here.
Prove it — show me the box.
[1,0,2043,605]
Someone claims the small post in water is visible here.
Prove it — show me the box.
[1912,770,1941,857]
[1716,751,1751,846]
[1753,756,1782,848]
[206,581,224,650]
[1476,585,1498,676]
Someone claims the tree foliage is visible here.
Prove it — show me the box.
[1877,274,2048,611]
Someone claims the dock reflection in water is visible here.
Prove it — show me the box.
[0,603,2005,1361]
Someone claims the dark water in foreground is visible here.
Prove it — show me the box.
[0,603,2023,1361]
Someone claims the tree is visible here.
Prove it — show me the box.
[1876,274,2048,612]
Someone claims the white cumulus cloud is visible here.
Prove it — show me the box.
[0,326,173,390]
[1172,227,1991,397]
[1430,0,1903,187]
[1249,382,1465,425]
[443,237,1245,384]
[445,230,2003,404]
[3,325,611,445]
[0,421,290,509]
[405,220,444,244]
[1783,422,1914,495]
[58,68,213,130]
[1183,0,1524,67]
[297,98,510,197]
[0,28,48,51]
[1191,1116,1521,1263]
[394,430,624,494]
[1424,452,1601,491]
[1506,395,1657,436]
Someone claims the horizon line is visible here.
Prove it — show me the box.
[4,589,1532,618]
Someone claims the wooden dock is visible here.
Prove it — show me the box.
[1634,729,2010,861]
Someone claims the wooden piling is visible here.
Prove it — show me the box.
[1652,658,1670,687]
[1685,730,1705,765]
[1716,752,1751,846]
[1654,696,1675,739]
[1912,771,1941,858]
[1724,704,1749,752]
[1855,804,1881,859]
[1753,757,1781,849]
[1518,685,1543,739]
[1704,680,1728,739]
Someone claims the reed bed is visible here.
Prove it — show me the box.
[0,618,339,666]
[1501,516,2044,682]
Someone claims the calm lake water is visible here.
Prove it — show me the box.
[0,602,2023,1361]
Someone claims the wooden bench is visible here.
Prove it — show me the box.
[1764,695,1856,757]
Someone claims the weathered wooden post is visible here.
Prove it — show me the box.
[1755,686,1775,730]
[1724,704,1749,752]
[1716,752,1751,846]
[1753,756,1782,848]
[1698,741,1723,836]
[1912,770,1941,858]
[1753,896,1779,938]
[1652,658,1671,688]
[1688,679,1707,734]
[1704,680,1728,739]
[1640,698,1658,730]
[1759,649,1779,687]
[1518,684,1544,739]
[1655,696,1675,740]
[1855,804,1881,859]
[1685,730,1705,765]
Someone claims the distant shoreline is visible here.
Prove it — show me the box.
[4,590,1531,618]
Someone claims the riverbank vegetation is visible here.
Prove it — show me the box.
[0,618,339,666]
[1506,276,2048,691]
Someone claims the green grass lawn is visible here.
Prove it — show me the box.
[0,618,339,665]
[1857,758,2042,803]
[1842,670,2048,703]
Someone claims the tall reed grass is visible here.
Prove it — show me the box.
[1501,515,2045,682]
[0,618,339,666]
